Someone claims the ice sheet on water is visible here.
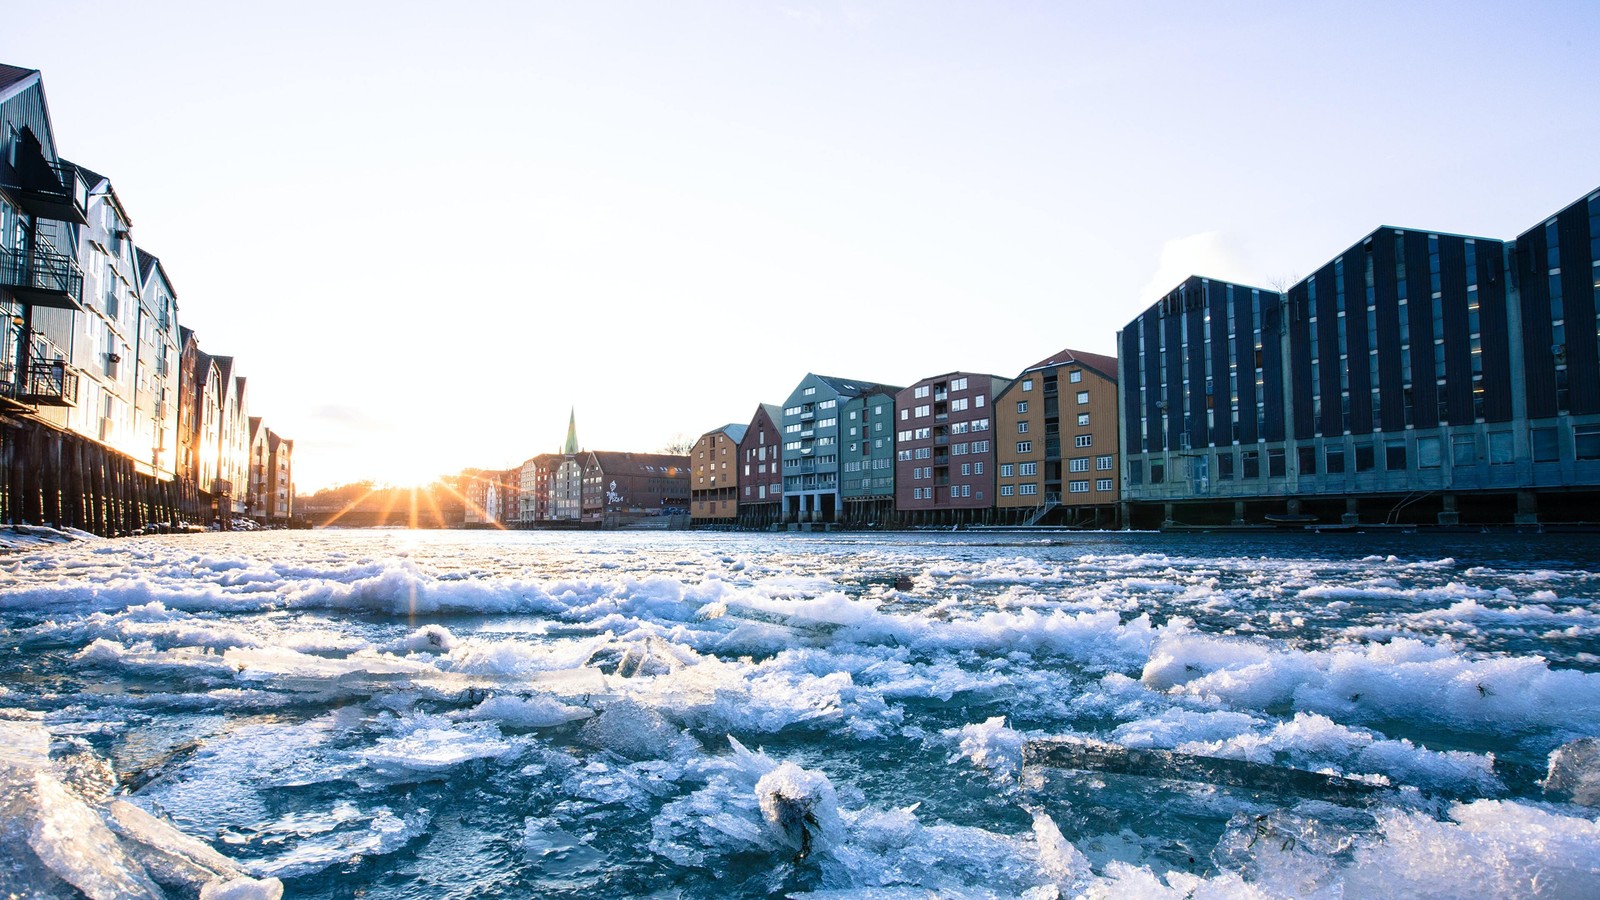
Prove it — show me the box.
[1114,709,1501,795]
[360,714,519,777]
[579,698,698,760]
[464,692,594,728]
[248,804,431,879]
[1142,623,1600,737]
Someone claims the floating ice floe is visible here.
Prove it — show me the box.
[0,711,282,899]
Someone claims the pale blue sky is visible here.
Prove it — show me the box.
[5,1,1597,489]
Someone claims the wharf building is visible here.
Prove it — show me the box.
[736,403,783,529]
[839,385,897,525]
[893,371,1011,526]
[690,423,746,525]
[579,451,689,528]
[1118,186,1600,527]
[779,373,899,527]
[240,421,294,526]
[512,411,690,529]
[994,349,1120,527]
[3,64,293,532]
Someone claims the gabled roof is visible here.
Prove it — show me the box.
[1019,348,1118,382]
[0,65,39,100]
[702,423,748,445]
[584,451,691,479]
[811,373,902,396]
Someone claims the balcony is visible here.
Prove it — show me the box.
[0,243,85,310]
[933,391,949,402]
[3,156,90,226]
[5,360,80,407]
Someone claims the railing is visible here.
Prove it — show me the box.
[8,360,80,406]
[2,159,90,224]
[0,244,86,309]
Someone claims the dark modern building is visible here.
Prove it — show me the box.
[1118,185,1600,526]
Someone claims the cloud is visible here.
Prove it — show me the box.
[1139,231,1259,302]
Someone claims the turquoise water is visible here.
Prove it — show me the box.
[2,530,1598,897]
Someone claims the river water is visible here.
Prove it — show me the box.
[2,529,1598,897]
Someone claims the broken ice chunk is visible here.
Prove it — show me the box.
[1544,737,1600,806]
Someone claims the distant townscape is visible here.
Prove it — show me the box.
[1,65,294,535]
[442,181,1600,533]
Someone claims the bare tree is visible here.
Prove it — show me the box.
[1268,272,1300,293]
[660,433,695,455]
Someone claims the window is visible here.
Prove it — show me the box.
[1355,443,1376,472]
[1017,441,1032,453]
[1017,421,1029,434]
[1076,391,1090,404]
[1385,440,1407,471]
[951,398,968,412]
[1418,436,1442,468]
[975,395,985,407]
[1326,445,1346,474]
[1069,370,1083,383]
[974,462,983,474]
[961,463,971,476]
[1097,455,1113,470]
[1150,462,1164,483]
[1000,463,1015,477]
[1268,448,1286,477]
[1075,435,1093,448]
[1532,427,1559,462]
[1237,450,1257,478]
[1068,480,1090,493]
[1019,483,1038,495]
[1452,434,1476,466]
[1297,446,1316,475]
[915,405,931,417]
[1488,431,1513,465]
[1019,462,1038,476]
[915,385,930,399]
[1078,413,1090,426]
[951,377,968,391]
[1000,485,1015,496]
[1016,401,1029,413]
[1096,478,1114,491]
[1069,457,1089,473]
[952,443,969,455]
[901,409,909,420]
[972,419,989,431]
[1577,425,1600,460]
[972,441,989,453]
[1128,461,1144,485]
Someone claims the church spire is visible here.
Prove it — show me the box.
[563,407,580,455]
